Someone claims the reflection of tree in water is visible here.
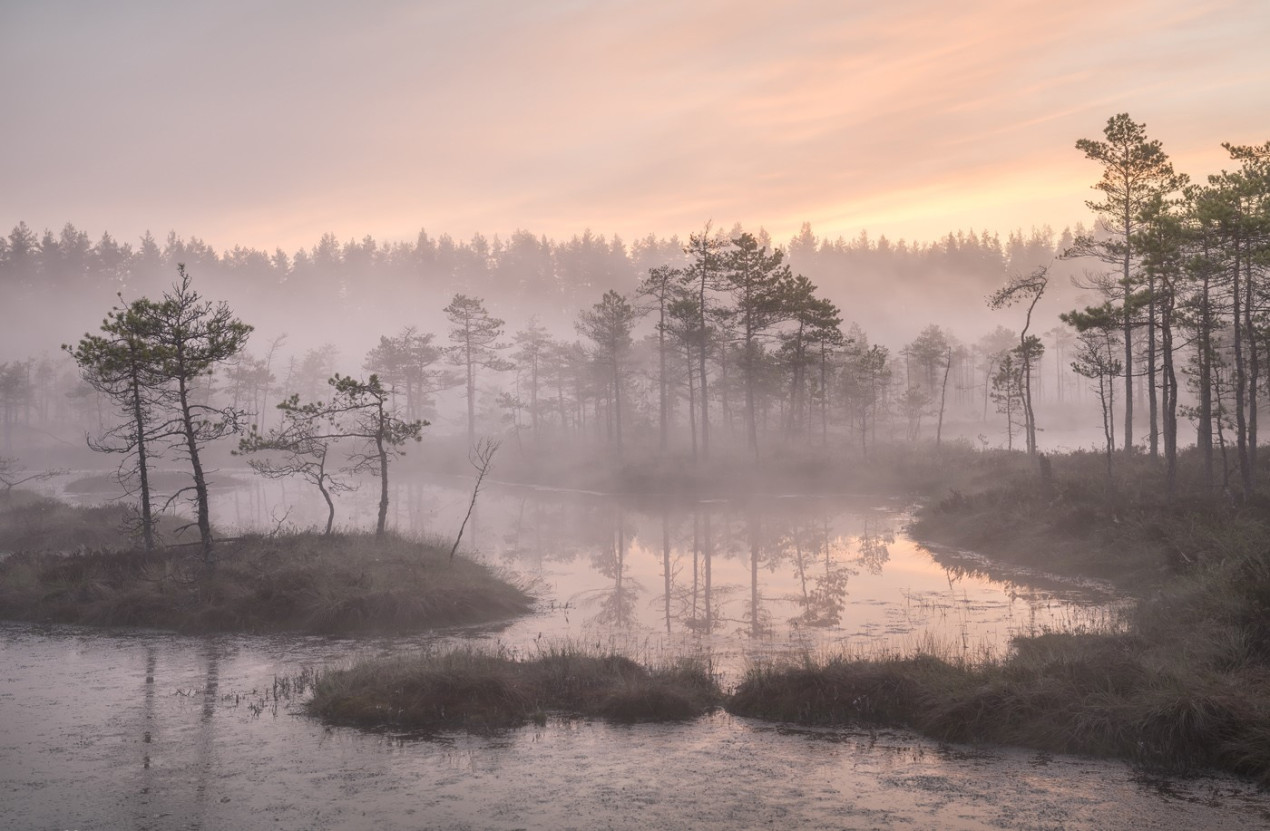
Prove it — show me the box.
[665,507,740,636]
[500,496,536,567]
[684,510,716,633]
[693,507,758,635]
[577,507,641,628]
[857,517,894,575]
[498,495,601,569]
[696,505,786,638]
[786,516,857,628]
[745,510,773,637]
[657,508,682,634]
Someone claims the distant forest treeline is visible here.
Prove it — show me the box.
[0,217,1090,356]
[0,214,1093,463]
[11,112,1265,487]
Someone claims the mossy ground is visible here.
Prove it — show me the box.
[0,492,533,634]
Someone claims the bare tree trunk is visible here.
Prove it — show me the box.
[1245,253,1259,490]
[177,374,214,562]
[449,439,499,560]
[1232,237,1252,497]
[936,347,952,449]
[375,430,389,537]
[130,372,155,551]
[1198,251,1214,489]
[1123,210,1135,452]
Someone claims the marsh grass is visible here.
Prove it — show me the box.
[0,506,534,634]
[728,633,1270,781]
[910,448,1270,587]
[0,489,172,553]
[777,447,1270,782]
[307,645,722,732]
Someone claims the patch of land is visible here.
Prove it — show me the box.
[0,492,533,635]
[731,448,1270,783]
[307,647,722,732]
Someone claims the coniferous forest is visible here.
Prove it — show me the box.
[1,116,1267,490]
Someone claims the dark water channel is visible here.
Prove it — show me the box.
[3,473,1268,830]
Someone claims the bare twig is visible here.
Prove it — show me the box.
[449,438,500,562]
[0,457,67,495]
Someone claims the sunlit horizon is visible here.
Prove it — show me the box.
[4,0,1267,258]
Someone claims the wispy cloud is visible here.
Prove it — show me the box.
[2,0,1267,251]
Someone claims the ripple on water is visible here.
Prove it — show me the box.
[10,478,1268,829]
[1,624,1268,830]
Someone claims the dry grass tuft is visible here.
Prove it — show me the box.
[308,645,721,732]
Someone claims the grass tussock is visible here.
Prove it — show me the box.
[892,447,1270,782]
[728,635,1270,781]
[0,527,533,635]
[307,645,722,732]
[0,490,167,553]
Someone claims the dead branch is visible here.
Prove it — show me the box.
[449,437,500,562]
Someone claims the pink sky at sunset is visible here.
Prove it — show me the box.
[3,0,1268,254]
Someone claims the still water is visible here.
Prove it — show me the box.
[2,472,1267,830]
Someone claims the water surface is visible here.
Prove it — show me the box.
[5,472,1264,829]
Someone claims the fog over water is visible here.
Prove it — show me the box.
[6,476,1267,830]
[4,2,1270,828]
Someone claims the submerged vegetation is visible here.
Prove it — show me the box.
[0,493,531,634]
[308,646,722,732]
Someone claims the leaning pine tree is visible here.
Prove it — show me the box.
[65,297,166,550]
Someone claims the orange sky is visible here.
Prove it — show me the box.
[3,0,1268,254]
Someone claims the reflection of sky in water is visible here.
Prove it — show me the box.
[14,472,1266,830]
[4,624,1265,831]
[203,472,1125,679]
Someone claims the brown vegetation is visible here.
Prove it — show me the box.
[308,646,722,733]
[911,448,1267,586]
[0,490,156,553]
[734,447,1270,782]
[0,492,532,634]
[729,635,1270,782]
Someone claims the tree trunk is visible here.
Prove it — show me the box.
[1162,294,1178,497]
[1198,251,1214,489]
[129,366,155,551]
[936,347,952,449]
[375,404,390,536]
[658,304,667,452]
[1232,236,1252,497]
[177,372,213,562]
[1245,252,1259,490]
